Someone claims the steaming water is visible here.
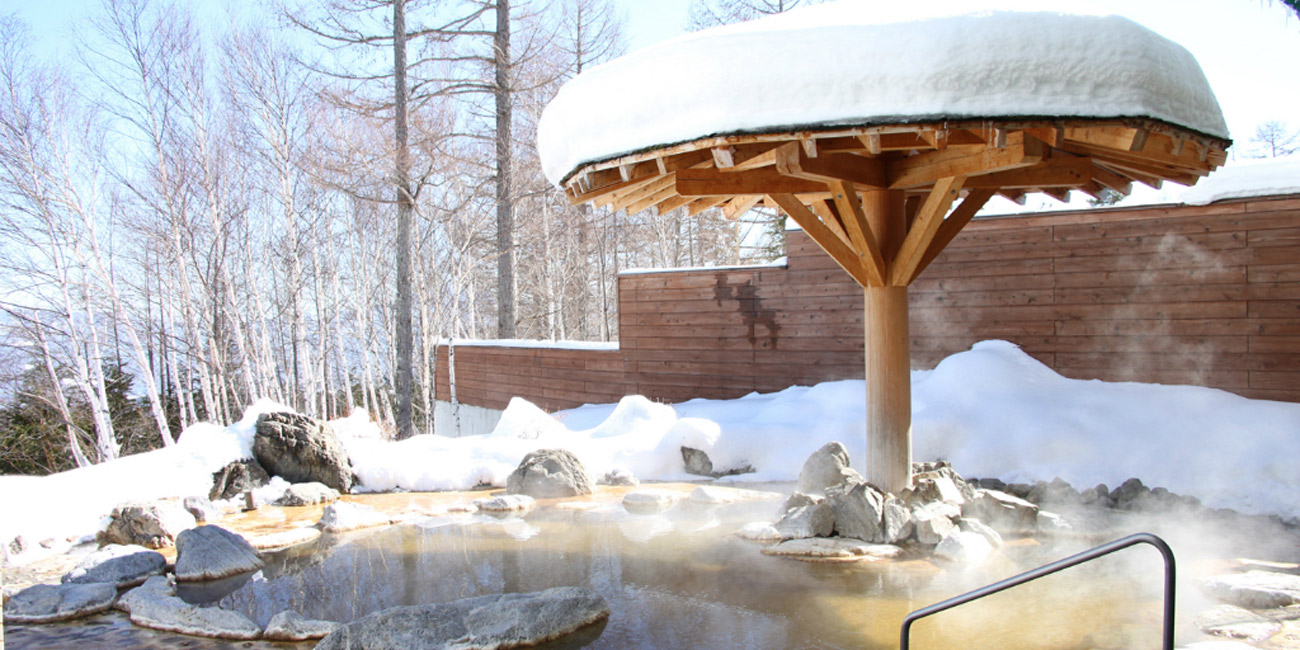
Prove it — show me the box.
[221,491,1167,650]
[8,488,1188,650]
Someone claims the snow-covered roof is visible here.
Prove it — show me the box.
[1181,156,1300,206]
[538,0,1229,185]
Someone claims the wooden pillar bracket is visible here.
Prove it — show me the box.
[767,193,876,288]
[890,176,966,286]
[826,180,888,286]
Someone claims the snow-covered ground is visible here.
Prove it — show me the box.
[3,341,1297,563]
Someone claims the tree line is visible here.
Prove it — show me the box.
[0,0,799,474]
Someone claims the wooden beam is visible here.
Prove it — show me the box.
[612,173,675,212]
[687,196,728,216]
[890,176,965,285]
[912,187,996,280]
[810,199,850,245]
[624,175,679,214]
[1089,162,1135,196]
[722,195,762,220]
[827,180,887,286]
[676,166,824,196]
[963,154,1092,189]
[768,193,874,288]
[775,142,887,188]
[886,131,1046,189]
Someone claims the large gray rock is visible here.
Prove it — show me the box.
[963,489,1039,535]
[209,458,272,501]
[117,575,262,640]
[773,500,835,540]
[1202,571,1300,609]
[829,482,885,543]
[797,442,863,495]
[62,545,165,589]
[3,582,118,623]
[881,497,914,545]
[174,525,264,582]
[506,449,594,498]
[275,482,341,507]
[253,412,354,493]
[314,586,610,650]
[264,610,339,641]
[99,501,197,549]
[1196,604,1281,641]
[913,502,959,545]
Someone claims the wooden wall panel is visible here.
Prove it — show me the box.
[434,195,1300,411]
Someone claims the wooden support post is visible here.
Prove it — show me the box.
[860,189,911,494]
[864,284,911,494]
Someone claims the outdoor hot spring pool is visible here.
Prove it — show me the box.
[162,485,1172,650]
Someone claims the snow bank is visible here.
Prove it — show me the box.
[5,342,1298,561]
[538,0,1227,184]
[0,399,294,555]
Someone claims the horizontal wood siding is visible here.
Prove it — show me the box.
[435,195,1300,411]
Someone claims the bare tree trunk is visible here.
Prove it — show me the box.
[392,0,415,439]
[495,0,516,339]
[33,315,92,468]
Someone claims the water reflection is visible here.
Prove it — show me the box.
[214,494,1159,650]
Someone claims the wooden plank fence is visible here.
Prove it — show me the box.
[434,194,1300,411]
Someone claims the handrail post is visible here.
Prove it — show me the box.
[900,533,1176,650]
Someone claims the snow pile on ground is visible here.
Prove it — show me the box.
[537,0,1227,184]
[5,342,1299,560]
[0,399,294,554]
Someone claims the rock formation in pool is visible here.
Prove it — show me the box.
[506,448,595,498]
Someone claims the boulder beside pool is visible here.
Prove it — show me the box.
[174,525,264,582]
[3,582,118,624]
[315,586,610,650]
[505,449,594,498]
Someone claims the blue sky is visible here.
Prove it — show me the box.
[4,0,1297,146]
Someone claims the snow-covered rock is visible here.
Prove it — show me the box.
[473,494,536,513]
[761,538,902,561]
[275,482,340,507]
[1201,571,1300,609]
[622,489,685,513]
[317,501,393,533]
[62,545,165,589]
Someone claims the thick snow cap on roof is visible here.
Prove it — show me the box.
[538,0,1229,186]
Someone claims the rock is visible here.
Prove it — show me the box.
[623,489,685,513]
[881,497,914,545]
[3,583,118,623]
[318,501,393,533]
[934,531,995,564]
[314,586,610,650]
[912,502,958,545]
[275,482,341,507]
[99,501,197,549]
[1080,483,1115,508]
[247,527,322,551]
[773,501,835,540]
[1202,571,1300,609]
[253,412,354,493]
[971,477,1006,491]
[681,446,714,476]
[599,469,639,487]
[797,442,863,495]
[957,518,1003,550]
[473,495,536,513]
[506,449,594,498]
[782,491,822,512]
[1196,604,1281,641]
[209,458,272,501]
[62,546,165,589]
[1037,511,1074,534]
[264,610,339,641]
[118,575,261,640]
[761,538,903,561]
[829,482,886,543]
[909,475,966,506]
[1111,477,1150,509]
[735,522,783,542]
[174,525,264,582]
[183,496,222,523]
[7,534,29,557]
[963,489,1039,535]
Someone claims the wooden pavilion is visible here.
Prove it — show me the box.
[538,5,1232,494]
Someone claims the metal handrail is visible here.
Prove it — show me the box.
[900,532,1176,650]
